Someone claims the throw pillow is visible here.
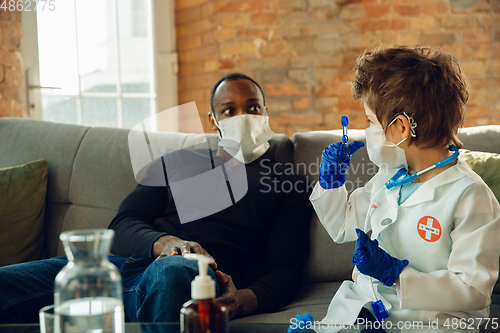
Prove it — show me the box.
[459,149,500,202]
[0,159,48,267]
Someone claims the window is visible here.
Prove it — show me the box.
[36,0,157,129]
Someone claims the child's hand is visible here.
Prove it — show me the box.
[352,229,409,286]
[318,141,364,189]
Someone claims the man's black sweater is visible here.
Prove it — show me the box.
[108,149,313,314]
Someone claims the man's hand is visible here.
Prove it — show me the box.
[214,270,258,320]
[153,235,217,270]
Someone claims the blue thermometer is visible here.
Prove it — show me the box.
[339,116,349,159]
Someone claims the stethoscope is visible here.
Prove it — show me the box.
[385,144,460,189]
[363,144,460,322]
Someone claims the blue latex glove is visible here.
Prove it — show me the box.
[318,141,365,189]
[288,313,313,333]
[352,229,409,286]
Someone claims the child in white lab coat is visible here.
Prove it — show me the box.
[310,46,500,329]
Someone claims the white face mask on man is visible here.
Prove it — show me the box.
[365,112,417,169]
[213,114,275,164]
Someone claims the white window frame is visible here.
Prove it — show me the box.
[22,0,178,131]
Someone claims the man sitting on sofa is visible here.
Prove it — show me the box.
[0,73,313,323]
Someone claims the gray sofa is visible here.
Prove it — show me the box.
[0,117,499,325]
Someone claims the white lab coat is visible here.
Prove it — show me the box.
[310,159,500,328]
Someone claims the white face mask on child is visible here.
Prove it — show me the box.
[365,112,417,169]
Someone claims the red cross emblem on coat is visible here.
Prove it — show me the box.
[417,216,442,242]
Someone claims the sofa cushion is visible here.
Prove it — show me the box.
[232,281,341,324]
[44,203,71,258]
[0,159,48,266]
[458,126,500,154]
[69,127,139,211]
[56,205,119,256]
[69,129,293,212]
[0,118,89,205]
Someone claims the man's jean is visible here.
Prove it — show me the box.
[0,255,220,323]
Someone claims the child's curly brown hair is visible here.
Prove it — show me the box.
[353,46,468,149]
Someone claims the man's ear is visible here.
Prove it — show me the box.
[264,106,268,116]
[208,112,217,131]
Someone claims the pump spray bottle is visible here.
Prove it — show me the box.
[181,254,228,333]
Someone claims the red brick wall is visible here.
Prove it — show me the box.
[0,10,23,118]
[175,0,500,136]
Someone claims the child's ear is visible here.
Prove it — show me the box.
[397,115,411,139]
